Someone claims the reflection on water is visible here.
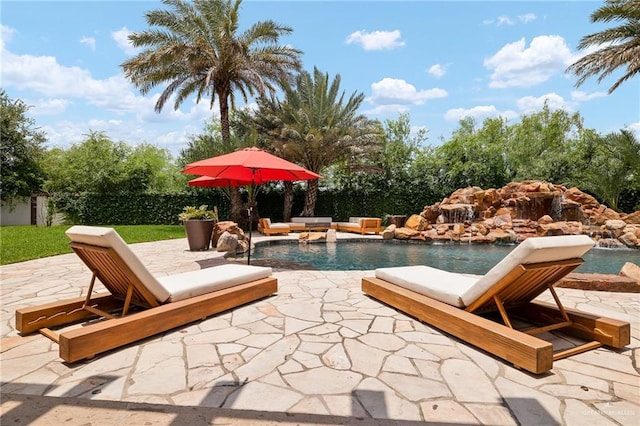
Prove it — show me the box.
[252,241,639,275]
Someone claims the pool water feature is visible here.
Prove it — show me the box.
[250,240,638,275]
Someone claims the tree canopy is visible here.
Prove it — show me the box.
[43,131,183,195]
[0,90,47,203]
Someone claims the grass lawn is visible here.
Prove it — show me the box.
[0,225,185,266]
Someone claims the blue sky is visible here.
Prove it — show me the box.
[2,1,639,157]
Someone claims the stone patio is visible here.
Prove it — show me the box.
[1,233,638,425]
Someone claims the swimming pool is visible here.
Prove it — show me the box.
[250,240,638,274]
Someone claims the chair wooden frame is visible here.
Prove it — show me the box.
[258,218,290,236]
[362,258,630,374]
[16,242,277,363]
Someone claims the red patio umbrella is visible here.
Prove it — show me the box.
[182,147,321,183]
[182,147,321,264]
[187,176,255,187]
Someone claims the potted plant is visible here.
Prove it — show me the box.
[179,205,218,251]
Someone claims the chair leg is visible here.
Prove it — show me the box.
[519,301,630,348]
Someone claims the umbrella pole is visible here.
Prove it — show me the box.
[247,170,256,265]
[247,205,252,265]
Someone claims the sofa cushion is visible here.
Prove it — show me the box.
[291,217,333,224]
[348,217,363,225]
[269,223,289,230]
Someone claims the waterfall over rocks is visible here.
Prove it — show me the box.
[392,180,640,249]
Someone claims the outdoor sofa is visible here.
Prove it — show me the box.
[287,217,336,232]
[336,217,382,235]
[257,218,290,235]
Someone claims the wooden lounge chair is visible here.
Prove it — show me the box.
[362,235,630,374]
[257,218,290,235]
[16,226,277,363]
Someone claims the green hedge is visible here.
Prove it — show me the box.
[56,192,229,225]
[53,181,639,227]
[54,185,440,227]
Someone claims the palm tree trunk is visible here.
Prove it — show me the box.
[230,187,243,224]
[283,181,294,221]
[218,89,243,223]
[301,179,319,216]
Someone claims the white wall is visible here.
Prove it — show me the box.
[1,196,64,226]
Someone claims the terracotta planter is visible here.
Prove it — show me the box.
[183,220,215,251]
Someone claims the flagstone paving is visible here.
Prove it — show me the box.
[1,234,638,425]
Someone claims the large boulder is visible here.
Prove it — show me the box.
[382,225,396,240]
[620,262,640,284]
[216,231,238,252]
[405,214,429,230]
[394,227,420,240]
[213,221,245,246]
[622,211,640,224]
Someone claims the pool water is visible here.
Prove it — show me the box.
[251,241,639,275]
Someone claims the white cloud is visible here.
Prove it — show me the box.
[368,78,447,106]
[497,16,514,26]
[345,30,405,51]
[80,36,96,51]
[484,35,573,88]
[626,122,640,138]
[1,38,215,154]
[516,92,572,113]
[41,121,86,149]
[362,104,411,116]
[570,90,607,102]
[2,47,174,120]
[486,13,536,26]
[444,105,518,122]
[3,50,102,96]
[518,13,537,23]
[43,118,194,155]
[427,64,448,78]
[1,24,16,50]
[29,98,71,116]
[111,27,138,55]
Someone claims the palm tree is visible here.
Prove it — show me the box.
[566,0,640,93]
[580,129,640,210]
[121,0,302,221]
[250,67,382,217]
[233,95,299,220]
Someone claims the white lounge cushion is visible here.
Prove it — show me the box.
[158,264,273,302]
[375,235,595,308]
[376,266,479,307]
[462,235,594,306]
[66,226,273,304]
